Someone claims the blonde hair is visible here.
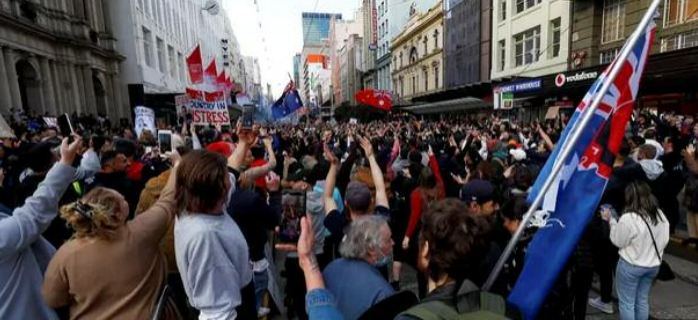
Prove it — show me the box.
[60,187,124,240]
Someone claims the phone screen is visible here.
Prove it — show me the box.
[242,105,255,129]
[57,114,74,136]
[158,131,172,153]
[279,191,306,243]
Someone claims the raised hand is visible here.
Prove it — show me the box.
[60,134,82,166]
[359,136,374,158]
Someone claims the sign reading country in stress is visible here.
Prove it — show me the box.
[186,88,230,125]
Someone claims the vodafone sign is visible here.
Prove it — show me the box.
[555,71,598,87]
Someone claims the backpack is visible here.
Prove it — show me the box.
[399,291,509,320]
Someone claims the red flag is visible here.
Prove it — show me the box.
[355,89,392,111]
[186,45,204,84]
[204,59,218,86]
[216,70,226,91]
[186,88,204,100]
[225,75,233,91]
[205,91,225,102]
[374,90,393,111]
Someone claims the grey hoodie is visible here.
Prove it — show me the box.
[639,159,664,181]
[0,163,76,320]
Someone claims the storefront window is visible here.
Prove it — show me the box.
[664,0,698,27]
[660,30,698,52]
[602,0,626,43]
[514,26,540,67]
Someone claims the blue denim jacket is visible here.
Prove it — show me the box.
[306,288,344,320]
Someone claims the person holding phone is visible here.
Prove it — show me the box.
[602,181,669,320]
[1,136,82,320]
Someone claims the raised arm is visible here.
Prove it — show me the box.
[228,127,255,171]
[360,136,389,209]
[0,136,81,257]
[323,145,339,214]
[129,164,178,244]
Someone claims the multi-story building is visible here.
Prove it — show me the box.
[491,0,571,79]
[292,53,301,87]
[390,2,444,102]
[374,0,442,96]
[300,12,341,103]
[242,56,262,102]
[361,0,377,88]
[563,0,698,113]
[444,0,492,88]
[0,0,127,118]
[107,0,242,110]
[338,34,364,106]
[329,10,363,106]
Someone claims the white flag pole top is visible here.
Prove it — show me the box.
[483,0,663,291]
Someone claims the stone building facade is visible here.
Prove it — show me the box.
[390,2,444,103]
[0,0,127,119]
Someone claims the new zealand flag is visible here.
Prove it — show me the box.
[508,13,657,319]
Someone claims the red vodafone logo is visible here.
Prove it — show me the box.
[555,73,566,87]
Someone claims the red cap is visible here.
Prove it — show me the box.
[206,141,232,158]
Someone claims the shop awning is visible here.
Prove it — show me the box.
[402,97,490,115]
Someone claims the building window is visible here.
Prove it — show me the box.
[434,29,439,49]
[515,0,541,14]
[665,0,698,27]
[599,48,620,64]
[499,0,507,21]
[423,36,428,56]
[178,52,184,81]
[157,37,165,73]
[498,40,506,71]
[385,19,389,36]
[168,45,176,77]
[514,26,540,67]
[142,27,153,68]
[410,47,418,63]
[602,0,626,43]
[660,30,698,52]
[399,52,403,67]
[399,78,404,97]
[412,76,416,95]
[434,66,439,88]
[423,69,429,91]
[550,18,562,58]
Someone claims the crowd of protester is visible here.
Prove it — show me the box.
[0,107,695,320]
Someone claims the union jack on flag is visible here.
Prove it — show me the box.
[508,13,657,320]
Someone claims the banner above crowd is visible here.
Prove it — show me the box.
[186,88,230,125]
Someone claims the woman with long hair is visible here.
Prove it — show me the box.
[42,165,177,319]
[603,181,670,320]
[401,145,445,297]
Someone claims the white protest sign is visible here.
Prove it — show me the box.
[187,90,230,125]
[0,115,15,138]
[134,106,156,137]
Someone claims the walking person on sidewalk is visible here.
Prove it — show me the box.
[602,181,669,320]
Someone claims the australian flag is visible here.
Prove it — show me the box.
[271,82,304,120]
[508,12,657,319]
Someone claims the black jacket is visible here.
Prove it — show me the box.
[227,189,281,262]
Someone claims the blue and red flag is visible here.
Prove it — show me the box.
[271,81,304,120]
[508,14,657,319]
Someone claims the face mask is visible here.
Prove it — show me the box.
[374,251,393,267]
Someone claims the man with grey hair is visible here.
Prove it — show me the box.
[322,215,396,320]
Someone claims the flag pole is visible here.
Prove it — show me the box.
[483,0,662,291]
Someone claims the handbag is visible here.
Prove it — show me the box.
[640,216,675,281]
